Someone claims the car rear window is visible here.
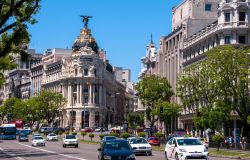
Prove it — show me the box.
[104,141,131,150]
[66,135,76,139]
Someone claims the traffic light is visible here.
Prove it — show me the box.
[160,106,163,113]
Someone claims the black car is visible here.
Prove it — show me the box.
[98,139,136,160]
[18,134,29,142]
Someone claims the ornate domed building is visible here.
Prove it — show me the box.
[41,16,125,130]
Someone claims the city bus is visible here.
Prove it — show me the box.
[0,124,17,140]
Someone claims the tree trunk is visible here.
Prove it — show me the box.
[217,142,220,151]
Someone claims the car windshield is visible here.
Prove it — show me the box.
[177,139,203,146]
[130,138,147,144]
[104,141,131,150]
[66,135,76,139]
[49,133,56,136]
[20,134,27,137]
[34,137,43,140]
[105,137,116,140]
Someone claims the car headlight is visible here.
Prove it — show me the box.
[179,148,187,152]
[204,148,208,152]
[133,147,137,149]
[127,153,135,158]
[103,155,111,160]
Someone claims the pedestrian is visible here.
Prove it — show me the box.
[225,137,229,148]
[229,135,234,148]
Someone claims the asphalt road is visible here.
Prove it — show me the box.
[0,139,239,160]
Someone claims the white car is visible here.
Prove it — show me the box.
[164,137,208,160]
[46,133,58,141]
[32,136,45,146]
[129,137,152,155]
[62,135,78,148]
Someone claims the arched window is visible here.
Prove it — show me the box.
[84,69,88,76]
[95,111,100,127]
[70,111,76,127]
[82,111,90,128]
[75,68,78,76]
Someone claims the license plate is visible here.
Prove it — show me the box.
[191,153,202,157]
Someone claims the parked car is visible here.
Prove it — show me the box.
[18,134,29,142]
[81,127,93,133]
[62,134,78,148]
[32,136,45,146]
[95,127,105,132]
[148,137,160,146]
[98,139,135,160]
[52,127,65,134]
[164,137,208,160]
[46,133,58,141]
[129,137,152,155]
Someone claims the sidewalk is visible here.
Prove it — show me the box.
[209,148,250,159]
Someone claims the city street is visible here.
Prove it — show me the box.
[0,139,239,160]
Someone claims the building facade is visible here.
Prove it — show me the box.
[41,18,126,130]
[180,0,250,132]
[0,49,42,102]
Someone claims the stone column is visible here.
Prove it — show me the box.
[77,82,79,105]
[89,83,92,104]
[89,110,95,128]
[80,82,82,105]
[232,31,237,44]
[75,110,82,131]
[68,83,71,105]
[93,84,95,104]
[99,85,102,105]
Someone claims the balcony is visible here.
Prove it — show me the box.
[184,21,218,49]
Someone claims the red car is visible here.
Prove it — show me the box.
[81,127,93,133]
[147,137,160,146]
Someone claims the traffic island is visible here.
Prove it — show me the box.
[209,148,250,159]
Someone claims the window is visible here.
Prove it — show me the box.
[205,4,212,11]
[84,69,88,76]
[224,36,231,44]
[239,12,246,21]
[225,12,230,22]
[239,36,246,44]
[75,68,78,76]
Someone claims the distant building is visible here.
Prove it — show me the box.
[0,49,42,102]
[114,67,135,122]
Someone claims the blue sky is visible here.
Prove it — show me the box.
[29,0,182,82]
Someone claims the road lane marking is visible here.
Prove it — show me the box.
[15,142,87,160]
[0,147,26,160]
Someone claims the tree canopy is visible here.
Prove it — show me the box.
[0,90,66,126]
[135,75,176,128]
[0,0,41,87]
[177,45,250,137]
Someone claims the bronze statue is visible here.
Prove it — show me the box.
[80,15,92,27]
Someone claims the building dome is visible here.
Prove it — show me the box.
[72,16,99,53]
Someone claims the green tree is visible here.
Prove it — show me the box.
[36,90,66,125]
[178,45,250,137]
[0,97,27,121]
[81,132,87,140]
[121,132,131,139]
[0,0,41,87]
[89,133,95,141]
[212,134,224,151]
[127,112,144,129]
[153,102,181,134]
[135,75,174,128]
